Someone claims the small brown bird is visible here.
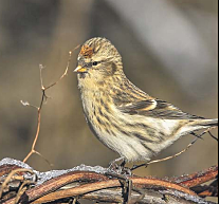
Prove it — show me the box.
[74,37,218,164]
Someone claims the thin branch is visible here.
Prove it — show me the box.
[34,151,54,168]
[208,131,218,141]
[132,137,198,171]
[20,100,38,110]
[147,138,197,165]
[44,50,73,90]
[0,168,34,199]
[15,180,34,203]
[22,45,80,163]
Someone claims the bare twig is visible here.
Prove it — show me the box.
[132,137,198,171]
[147,138,197,165]
[14,180,34,204]
[208,131,218,141]
[22,45,80,164]
[0,168,34,199]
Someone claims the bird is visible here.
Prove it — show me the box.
[74,37,218,165]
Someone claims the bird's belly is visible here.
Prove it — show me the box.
[90,121,154,162]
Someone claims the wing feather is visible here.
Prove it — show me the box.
[117,98,203,119]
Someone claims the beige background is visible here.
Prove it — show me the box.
[0,0,217,182]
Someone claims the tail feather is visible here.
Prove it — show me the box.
[192,118,218,127]
[180,118,218,136]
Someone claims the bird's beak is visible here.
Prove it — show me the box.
[73,66,87,73]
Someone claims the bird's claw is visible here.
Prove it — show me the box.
[108,157,132,176]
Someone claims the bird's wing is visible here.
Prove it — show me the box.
[117,98,202,119]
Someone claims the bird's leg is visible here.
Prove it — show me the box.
[108,157,133,177]
[108,156,125,171]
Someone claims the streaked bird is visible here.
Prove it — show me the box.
[74,37,218,164]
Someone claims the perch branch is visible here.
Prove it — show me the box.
[173,165,218,188]
[0,160,217,204]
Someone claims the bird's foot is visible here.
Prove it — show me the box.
[108,156,125,170]
[108,157,132,176]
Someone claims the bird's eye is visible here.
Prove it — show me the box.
[92,61,98,66]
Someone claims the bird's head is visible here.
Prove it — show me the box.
[74,37,123,84]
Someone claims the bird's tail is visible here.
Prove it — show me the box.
[180,118,218,136]
[191,118,218,128]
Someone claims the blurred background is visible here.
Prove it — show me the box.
[0,0,218,180]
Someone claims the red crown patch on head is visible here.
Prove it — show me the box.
[80,45,94,58]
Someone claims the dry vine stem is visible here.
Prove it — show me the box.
[0,168,35,199]
[0,161,217,204]
[22,45,80,163]
[31,178,196,204]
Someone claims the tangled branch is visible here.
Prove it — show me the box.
[0,158,218,204]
